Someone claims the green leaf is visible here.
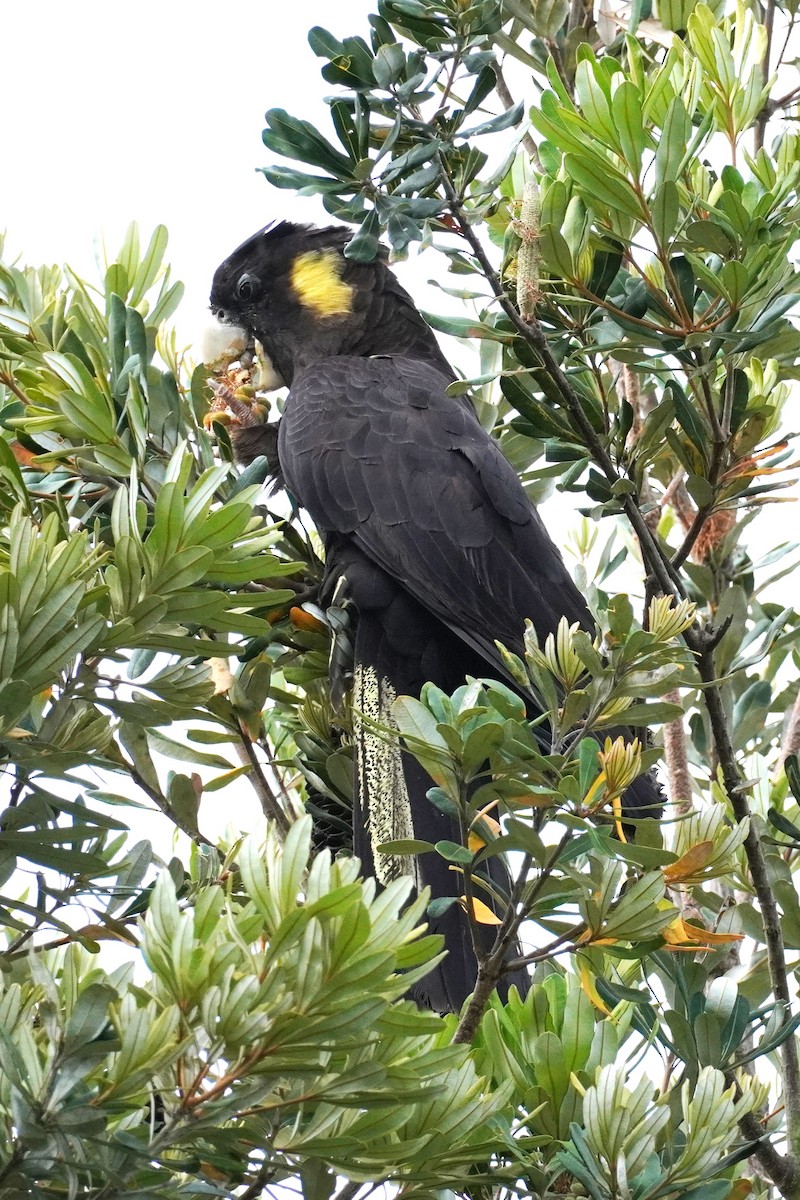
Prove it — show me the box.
[611,81,646,170]
[458,101,523,139]
[651,180,680,244]
[655,97,691,187]
[0,678,33,732]
[784,756,800,806]
[594,700,684,725]
[434,840,473,864]
[62,984,116,1056]
[600,871,673,940]
[376,839,435,855]
[344,210,382,262]
[685,473,714,507]
[264,108,354,178]
[130,225,169,307]
[391,695,456,795]
[565,152,645,221]
[667,380,708,462]
[539,224,575,278]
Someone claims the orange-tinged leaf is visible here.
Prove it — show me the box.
[290,607,327,634]
[577,931,617,946]
[77,924,139,946]
[662,915,743,948]
[460,896,504,925]
[475,798,500,819]
[10,442,55,470]
[200,1163,229,1184]
[468,814,501,852]
[663,840,714,883]
[506,791,556,807]
[683,920,743,944]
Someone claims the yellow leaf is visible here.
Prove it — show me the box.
[468,813,501,852]
[662,916,743,949]
[577,958,611,1014]
[683,920,743,945]
[577,930,617,946]
[460,896,504,925]
[584,770,607,809]
[663,840,714,884]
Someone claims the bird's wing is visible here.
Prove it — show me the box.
[279,355,592,671]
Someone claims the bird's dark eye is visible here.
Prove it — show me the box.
[237,273,259,301]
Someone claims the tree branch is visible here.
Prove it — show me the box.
[236,1163,280,1200]
[492,61,541,167]
[235,733,291,836]
[126,765,214,848]
[697,647,800,1173]
[439,169,800,1184]
[453,838,571,1043]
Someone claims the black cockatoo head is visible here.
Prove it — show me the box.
[206,221,453,386]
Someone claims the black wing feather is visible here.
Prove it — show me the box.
[279,355,592,670]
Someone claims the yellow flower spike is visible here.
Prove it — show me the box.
[556,619,585,688]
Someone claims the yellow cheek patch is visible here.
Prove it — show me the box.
[290,250,354,317]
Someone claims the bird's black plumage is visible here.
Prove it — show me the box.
[209,221,662,1011]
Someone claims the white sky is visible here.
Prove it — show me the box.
[2,0,377,338]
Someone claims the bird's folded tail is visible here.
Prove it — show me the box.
[351,606,529,1012]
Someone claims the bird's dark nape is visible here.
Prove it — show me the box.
[207,219,665,1013]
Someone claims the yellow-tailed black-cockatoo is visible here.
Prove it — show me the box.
[206,221,662,1011]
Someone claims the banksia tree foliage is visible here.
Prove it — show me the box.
[1,0,800,1194]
